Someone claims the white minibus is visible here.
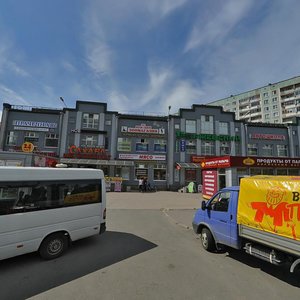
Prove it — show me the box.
[0,166,106,260]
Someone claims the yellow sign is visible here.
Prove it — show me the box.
[22,142,34,153]
[237,176,300,241]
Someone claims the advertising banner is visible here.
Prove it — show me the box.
[237,176,300,241]
[202,170,218,199]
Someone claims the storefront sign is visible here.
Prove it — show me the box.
[201,156,231,168]
[13,120,57,132]
[180,139,186,152]
[191,156,206,163]
[121,124,165,135]
[22,142,34,153]
[202,170,218,199]
[250,133,286,140]
[176,131,240,142]
[64,145,110,159]
[119,154,166,161]
[200,156,300,169]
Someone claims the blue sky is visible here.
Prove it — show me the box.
[1,0,300,116]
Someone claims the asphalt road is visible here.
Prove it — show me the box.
[0,192,299,300]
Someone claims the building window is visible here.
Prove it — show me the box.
[273,105,278,109]
[45,133,59,147]
[105,120,112,126]
[272,90,277,95]
[273,112,279,117]
[24,132,39,146]
[201,115,214,134]
[6,131,18,146]
[264,107,269,111]
[248,143,258,156]
[154,140,167,152]
[263,92,269,97]
[201,141,215,155]
[186,140,196,154]
[265,114,270,119]
[154,164,166,180]
[220,142,230,155]
[136,139,149,152]
[264,99,269,104]
[262,144,273,156]
[235,142,241,155]
[135,164,148,179]
[116,166,130,180]
[185,169,196,182]
[277,145,288,157]
[219,122,229,135]
[272,97,277,102]
[81,135,97,146]
[186,120,196,133]
[117,138,131,152]
[82,113,99,129]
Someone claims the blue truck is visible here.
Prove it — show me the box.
[192,176,300,272]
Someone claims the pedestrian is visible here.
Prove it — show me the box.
[142,177,148,192]
[138,178,143,192]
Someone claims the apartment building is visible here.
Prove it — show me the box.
[208,76,300,124]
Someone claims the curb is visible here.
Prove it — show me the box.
[162,208,194,230]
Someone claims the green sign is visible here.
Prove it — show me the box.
[175,131,240,142]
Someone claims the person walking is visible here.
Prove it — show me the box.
[138,178,143,192]
[142,177,148,192]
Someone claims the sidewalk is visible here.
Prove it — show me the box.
[107,191,204,210]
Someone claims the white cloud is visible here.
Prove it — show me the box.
[184,0,253,52]
[0,84,31,106]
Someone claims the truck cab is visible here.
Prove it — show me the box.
[192,186,241,251]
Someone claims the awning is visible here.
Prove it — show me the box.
[60,158,134,166]
[176,162,200,169]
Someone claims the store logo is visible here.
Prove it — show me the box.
[243,157,255,165]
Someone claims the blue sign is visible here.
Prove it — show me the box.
[180,139,186,152]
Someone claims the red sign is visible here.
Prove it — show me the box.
[202,170,218,199]
[250,133,286,140]
[64,145,110,159]
[201,156,231,169]
[200,156,300,169]
[191,155,205,163]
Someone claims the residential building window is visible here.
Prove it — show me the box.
[262,144,273,156]
[219,122,229,135]
[264,107,269,111]
[263,92,269,97]
[272,97,277,102]
[201,115,214,134]
[272,90,277,95]
[45,133,59,147]
[154,140,167,152]
[81,135,97,146]
[105,120,111,126]
[264,99,269,104]
[82,113,99,129]
[117,138,131,152]
[186,120,196,133]
[273,112,279,117]
[273,105,278,109]
[186,140,196,154]
[247,143,258,155]
[201,141,215,155]
[220,142,230,155]
[265,114,270,119]
[24,132,39,147]
[135,163,148,179]
[136,139,149,152]
[116,167,130,180]
[154,164,166,180]
[277,145,288,157]
[6,131,18,146]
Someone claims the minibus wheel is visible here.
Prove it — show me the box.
[39,233,69,260]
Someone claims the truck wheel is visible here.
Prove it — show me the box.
[201,228,216,252]
[39,233,68,260]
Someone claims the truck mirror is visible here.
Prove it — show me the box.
[201,200,207,210]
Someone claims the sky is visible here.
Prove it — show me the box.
[1,0,300,117]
